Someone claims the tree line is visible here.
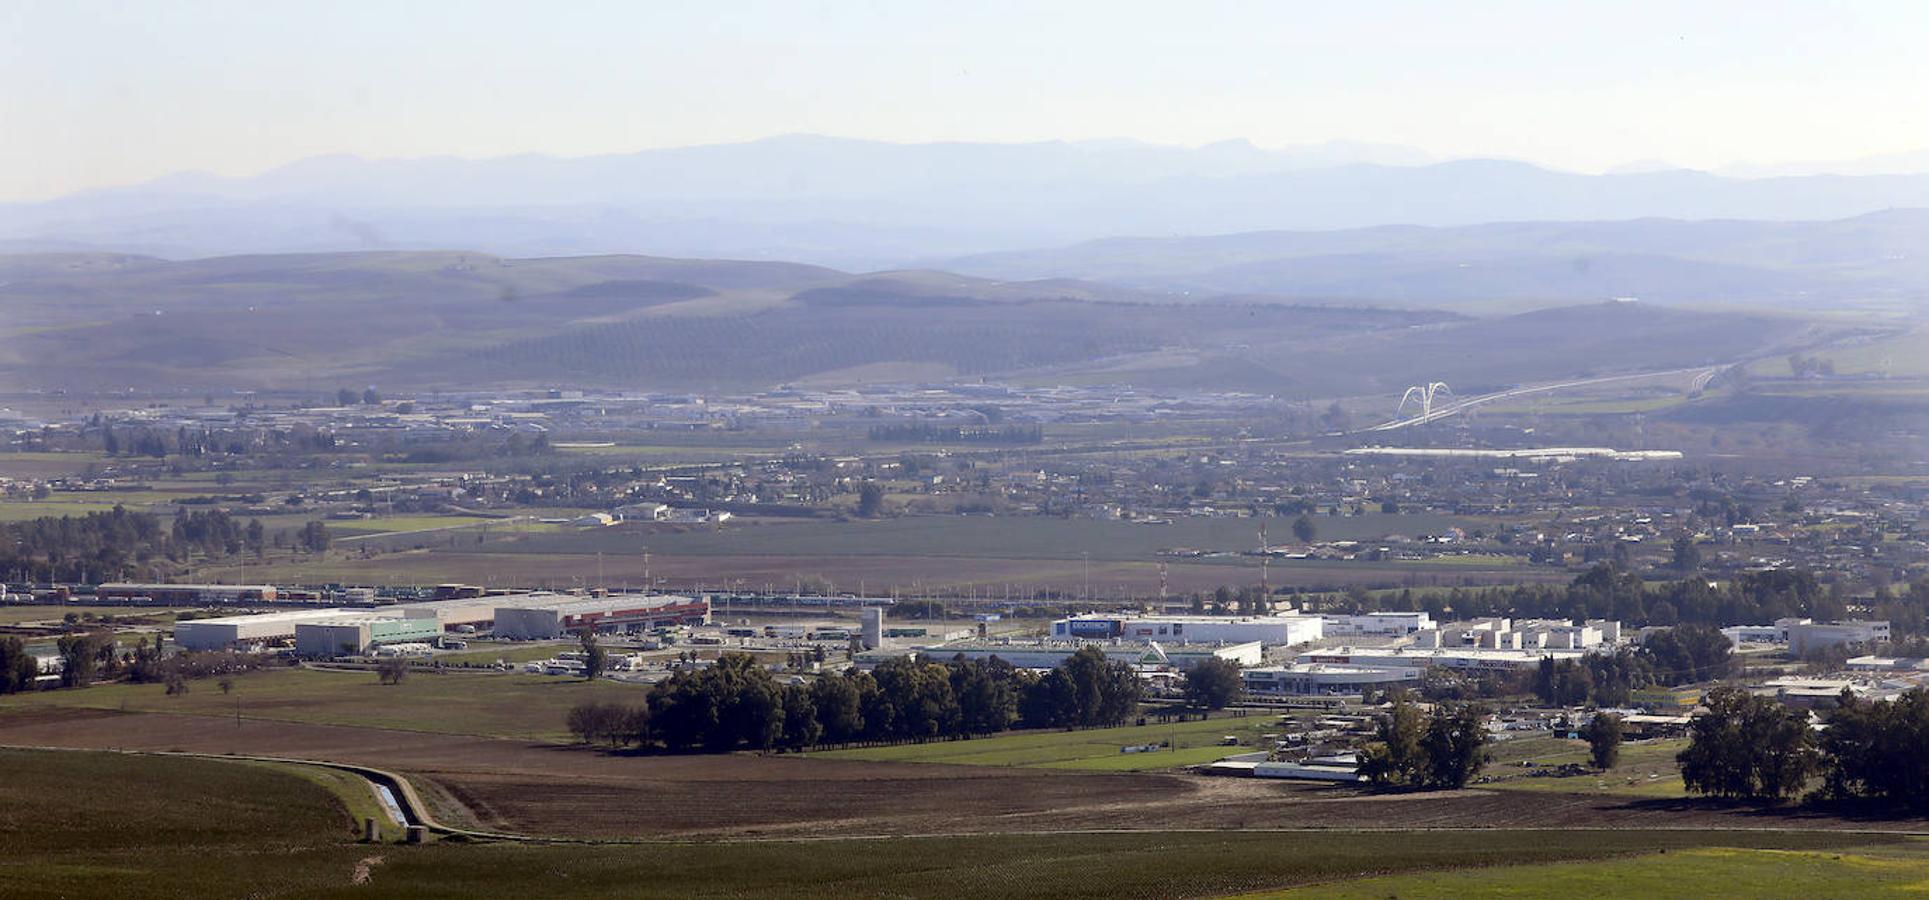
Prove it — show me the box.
[26,630,280,694]
[1679,684,1929,810]
[1530,623,1736,707]
[567,648,1143,752]
[0,507,331,582]
[1357,696,1489,790]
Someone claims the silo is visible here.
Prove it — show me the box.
[861,607,884,650]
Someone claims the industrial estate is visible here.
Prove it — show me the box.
[17,7,1929,897]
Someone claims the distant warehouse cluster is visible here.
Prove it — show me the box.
[173,592,710,656]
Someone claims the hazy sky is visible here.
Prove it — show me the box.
[4,0,1927,201]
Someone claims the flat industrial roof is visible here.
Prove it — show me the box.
[178,608,359,627]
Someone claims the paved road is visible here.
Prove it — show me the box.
[1364,365,1727,432]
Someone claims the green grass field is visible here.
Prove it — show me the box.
[0,604,191,625]
[0,747,370,899]
[432,640,572,666]
[1251,841,1929,899]
[1481,733,1690,798]
[814,713,1288,771]
[327,513,502,537]
[0,500,126,521]
[0,666,650,741]
[0,747,1907,899]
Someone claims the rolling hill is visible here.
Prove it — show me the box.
[0,251,1464,394]
[944,211,1929,311]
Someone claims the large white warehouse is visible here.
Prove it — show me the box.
[1242,663,1423,696]
[493,595,710,640]
[916,638,1263,670]
[174,608,359,651]
[1051,613,1322,647]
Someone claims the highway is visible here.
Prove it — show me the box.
[1363,365,1728,432]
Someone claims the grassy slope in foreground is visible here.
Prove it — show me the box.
[0,748,367,900]
[0,747,1904,899]
[1248,841,1929,899]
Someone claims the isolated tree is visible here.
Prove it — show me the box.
[1183,658,1244,710]
[1320,401,1351,432]
[245,519,266,558]
[1360,696,1429,788]
[0,637,40,693]
[296,521,331,554]
[579,629,607,681]
[1670,535,1703,573]
[376,657,409,686]
[55,631,113,688]
[1362,697,1487,790]
[857,482,886,518]
[567,701,643,747]
[1584,711,1624,770]
[1420,703,1488,789]
[361,387,381,406]
[1292,515,1317,544]
[337,388,358,406]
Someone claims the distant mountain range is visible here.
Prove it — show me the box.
[11,136,1929,272]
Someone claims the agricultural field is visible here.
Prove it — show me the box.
[0,604,192,625]
[0,666,650,741]
[327,831,1903,900]
[1254,840,1929,899]
[0,747,372,899]
[489,512,1483,561]
[190,546,1558,599]
[10,705,1929,842]
[191,510,1557,597]
[815,712,1289,772]
[1,745,1896,900]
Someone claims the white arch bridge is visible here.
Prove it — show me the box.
[1365,366,1728,432]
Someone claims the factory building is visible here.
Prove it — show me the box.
[294,616,444,657]
[1787,620,1891,657]
[1299,645,1586,672]
[1413,617,1619,650]
[174,608,359,651]
[1321,612,1434,636]
[97,583,279,605]
[1242,663,1424,696]
[492,595,709,640]
[1050,613,1322,647]
[916,638,1263,670]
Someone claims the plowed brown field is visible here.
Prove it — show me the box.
[5,708,1924,840]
